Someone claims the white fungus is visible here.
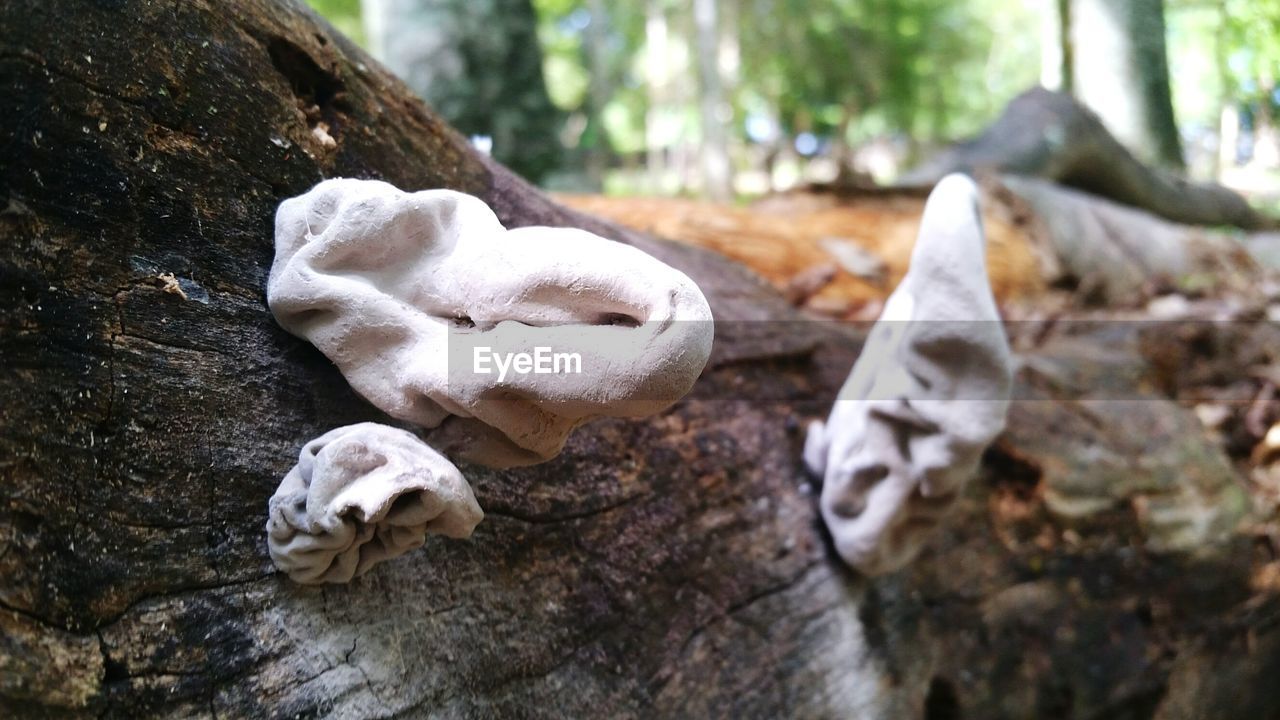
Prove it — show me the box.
[804,174,1013,575]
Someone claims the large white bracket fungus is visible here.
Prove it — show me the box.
[266,179,714,582]
[267,423,483,585]
[268,178,714,468]
[804,174,1012,575]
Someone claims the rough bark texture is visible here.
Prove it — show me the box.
[3,3,1280,719]
[904,88,1268,230]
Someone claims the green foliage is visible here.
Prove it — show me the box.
[303,0,1279,188]
[305,0,365,46]
[533,0,648,155]
[1168,0,1280,128]
[530,0,1042,161]
[739,0,1042,144]
[742,0,1029,140]
[1219,0,1280,96]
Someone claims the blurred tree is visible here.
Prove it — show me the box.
[645,0,670,191]
[584,0,610,188]
[1218,0,1280,167]
[1071,0,1185,169]
[318,0,1273,194]
[736,0,1030,168]
[694,0,733,200]
[1161,0,1280,178]
[361,0,564,183]
[1039,0,1072,92]
[524,0,1046,193]
[532,0,650,191]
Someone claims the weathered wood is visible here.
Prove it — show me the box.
[904,87,1269,230]
[556,190,1048,316]
[2,3,1279,719]
[996,175,1263,305]
[0,3,862,717]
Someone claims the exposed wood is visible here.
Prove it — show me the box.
[3,2,1280,719]
[557,190,1048,316]
[563,176,1268,311]
[999,175,1262,304]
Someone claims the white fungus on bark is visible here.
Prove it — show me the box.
[266,423,483,585]
[266,179,716,582]
[804,174,1012,575]
[268,178,714,469]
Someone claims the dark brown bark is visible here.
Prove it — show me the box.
[904,88,1269,230]
[2,3,1279,719]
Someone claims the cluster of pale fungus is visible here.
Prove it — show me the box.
[264,174,1009,583]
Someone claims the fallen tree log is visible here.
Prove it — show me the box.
[560,178,1269,312]
[903,87,1270,231]
[2,2,1279,719]
[557,190,1049,316]
[996,175,1262,305]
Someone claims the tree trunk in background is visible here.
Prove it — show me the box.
[1254,71,1280,167]
[718,0,742,177]
[4,2,1280,718]
[694,0,733,201]
[581,0,609,190]
[1040,0,1072,92]
[1218,104,1240,176]
[1070,0,1185,169]
[645,0,669,194]
[360,0,563,183]
[1213,0,1232,178]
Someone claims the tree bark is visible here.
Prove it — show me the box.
[903,87,1269,230]
[0,2,864,716]
[3,3,1279,719]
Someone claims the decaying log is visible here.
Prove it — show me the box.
[997,175,1262,305]
[904,87,1269,231]
[557,191,1048,315]
[3,2,1279,719]
[562,177,1272,313]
